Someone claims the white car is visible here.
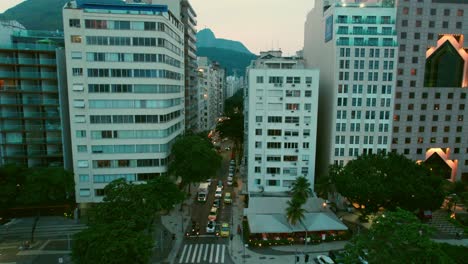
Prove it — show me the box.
[228,172,234,177]
[315,255,335,264]
[206,220,216,233]
[227,179,233,186]
[214,187,223,198]
[205,179,212,186]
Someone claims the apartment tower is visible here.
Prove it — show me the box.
[63,0,185,203]
[304,0,398,176]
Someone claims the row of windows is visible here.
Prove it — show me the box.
[87,84,181,94]
[337,97,392,109]
[338,84,392,95]
[86,52,181,68]
[335,122,391,133]
[90,111,181,124]
[392,136,463,145]
[255,129,311,137]
[92,158,167,169]
[395,92,467,100]
[393,126,463,134]
[256,76,313,84]
[336,15,393,24]
[90,144,169,154]
[255,142,310,149]
[337,109,392,120]
[86,68,182,80]
[401,6,464,17]
[339,59,394,70]
[338,71,394,82]
[255,116,314,124]
[339,48,395,58]
[88,99,181,109]
[89,123,181,139]
[401,19,462,30]
[395,103,465,111]
[83,36,182,56]
[337,26,395,36]
[335,135,389,145]
[393,114,464,122]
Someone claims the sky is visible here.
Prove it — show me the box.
[0,0,24,13]
[0,0,315,55]
[190,0,315,55]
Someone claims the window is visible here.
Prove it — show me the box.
[444,9,450,16]
[72,68,83,76]
[443,21,449,28]
[456,22,462,29]
[256,76,263,83]
[69,19,81,28]
[71,35,82,43]
[71,51,82,59]
[77,160,89,168]
[256,116,263,122]
[429,21,435,28]
[430,9,436,16]
[79,174,89,182]
[76,130,86,138]
[458,9,464,16]
[77,145,87,152]
[74,115,86,123]
[79,189,90,197]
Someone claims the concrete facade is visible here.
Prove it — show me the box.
[63,0,185,203]
[245,51,319,193]
[392,0,468,182]
[304,0,397,177]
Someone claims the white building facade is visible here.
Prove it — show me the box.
[63,0,185,203]
[245,51,319,193]
[304,0,397,176]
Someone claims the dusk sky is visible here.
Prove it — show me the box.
[1,0,315,55]
[190,0,315,55]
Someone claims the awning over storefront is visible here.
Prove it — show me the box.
[245,197,348,234]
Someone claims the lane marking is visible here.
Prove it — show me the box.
[209,244,214,263]
[215,244,220,263]
[203,244,209,261]
[185,244,192,263]
[191,244,198,263]
[197,244,203,263]
[179,245,187,264]
[221,245,225,263]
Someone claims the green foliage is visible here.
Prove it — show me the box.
[290,176,312,204]
[333,152,445,215]
[344,208,452,264]
[0,0,68,30]
[74,176,184,264]
[72,221,153,264]
[0,164,26,209]
[197,47,257,76]
[224,89,244,117]
[286,199,305,225]
[168,134,222,187]
[216,113,244,147]
[439,243,468,264]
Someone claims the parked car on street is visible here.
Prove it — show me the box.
[315,255,335,264]
[215,187,223,198]
[213,198,221,208]
[208,207,218,221]
[224,192,232,204]
[217,180,224,189]
[227,177,233,186]
[206,220,216,233]
[220,222,230,237]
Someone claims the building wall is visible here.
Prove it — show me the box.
[63,1,185,203]
[197,57,224,131]
[0,30,66,168]
[304,1,397,177]
[246,52,319,193]
[392,0,468,181]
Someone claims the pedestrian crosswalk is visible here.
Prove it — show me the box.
[179,243,226,263]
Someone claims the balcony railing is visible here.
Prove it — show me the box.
[0,85,58,92]
[0,98,59,105]
[0,71,58,79]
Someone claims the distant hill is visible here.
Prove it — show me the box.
[197,28,252,55]
[0,0,68,31]
[196,47,257,77]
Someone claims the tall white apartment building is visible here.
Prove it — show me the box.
[63,0,185,203]
[245,51,319,194]
[304,0,398,176]
[391,0,468,182]
[197,57,225,131]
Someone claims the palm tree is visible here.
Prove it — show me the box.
[286,198,306,226]
[291,176,312,203]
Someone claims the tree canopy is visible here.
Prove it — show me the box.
[286,176,312,226]
[168,134,222,187]
[344,208,452,264]
[73,176,184,264]
[332,152,445,215]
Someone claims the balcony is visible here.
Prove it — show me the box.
[0,71,57,79]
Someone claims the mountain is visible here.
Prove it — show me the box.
[196,47,256,77]
[197,28,252,55]
[0,0,68,31]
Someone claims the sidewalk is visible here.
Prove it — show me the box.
[160,188,196,264]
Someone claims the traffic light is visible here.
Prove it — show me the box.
[305,254,310,262]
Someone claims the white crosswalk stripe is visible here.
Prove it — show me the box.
[178,243,227,263]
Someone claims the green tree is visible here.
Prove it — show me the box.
[344,208,452,264]
[0,164,26,210]
[168,135,222,188]
[72,221,153,264]
[224,89,244,116]
[333,152,445,216]
[286,199,305,226]
[216,112,244,159]
[291,176,312,204]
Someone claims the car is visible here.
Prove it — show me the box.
[206,220,216,233]
[230,160,235,165]
[227,178,233,186]
[213,198,221,208]
[215,187,223,198]
[228,172,234,177]
[208,207,218,221]
[224,146,231,151]
[224,192,232,204]
[229,166,235,173]
[314,255,335,264]
[220,222,230,237]
[328,250,347,264]
[217,180,224,189]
